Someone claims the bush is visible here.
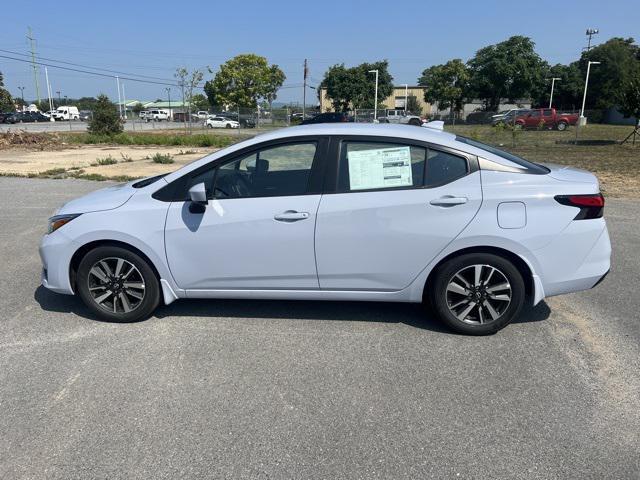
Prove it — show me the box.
[151,153,174,164]
[96,155,117,165]
[88,94,123,135]
[66,132,236,148]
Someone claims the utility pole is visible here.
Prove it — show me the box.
[403,83,408,112]
[44,67,54,117]
[585,28,599,52]
[303,58,308,119]
[116,76,123,119]
[18,86,25,108]
[549,77,561,109]
[165,87,171,121]
[122,82,127,121]
[368,69,379,121]
[26,27,41,105]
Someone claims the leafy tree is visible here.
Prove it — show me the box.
[467,36,548,111]
[618,80,640,143]
[406,95,421,114]
[190,93,210,112]
[204,54,285,108]
[579,37,640,109]
[319,60,393,111]
[418,59,469,113]
[88,94,122,135]
[0,71,14,112]
[131,102,144,115]
[534,63,584,110]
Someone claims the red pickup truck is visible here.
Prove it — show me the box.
[515,108,579,131]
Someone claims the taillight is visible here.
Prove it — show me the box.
[554,193,604,220]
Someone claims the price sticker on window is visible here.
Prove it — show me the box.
[347,146,413,190]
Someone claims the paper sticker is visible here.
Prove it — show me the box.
[347,146,413,190]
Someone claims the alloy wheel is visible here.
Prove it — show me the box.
[445,264,512,325]
[87,257,146,314]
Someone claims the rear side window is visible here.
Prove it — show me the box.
[455,135,550,174]
[338,142,426,191]
[426,150,468,186]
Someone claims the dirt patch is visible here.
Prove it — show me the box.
[0,145,215,177]
[0,131,62,150]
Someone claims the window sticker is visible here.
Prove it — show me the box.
[347,146,413,190]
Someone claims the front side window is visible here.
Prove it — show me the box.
[212,142,317,199]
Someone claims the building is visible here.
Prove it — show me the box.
[319,85,431,115]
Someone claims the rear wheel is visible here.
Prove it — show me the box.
[430,253,525,335]
[556,121,568,131]
[76,246,160,322]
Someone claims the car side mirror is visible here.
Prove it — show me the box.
[188,182,208,205]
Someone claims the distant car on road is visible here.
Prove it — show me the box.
[79,110,92,121]
[379,109,423,126]
[515,108,579,131]
[4,111,50,123]
[52,106,80,121]
[300,112,353,125]
[146,110,170,122]
[205,116,239,129]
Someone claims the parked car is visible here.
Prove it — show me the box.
[0,112,16,123]
[79,110,92,121]
[466,111,495,125]
[514,108,579,131]
[39,123,610,335]
[52,106,80,121]
[220,112,256,128]
[139,110,150,121]
[4,111,50,123]
[491,109,531,126]
[195,111,209,119]
[205,116,239,129]
[146,109,169,122]
[378,109,423,126]
[300,112,353,125]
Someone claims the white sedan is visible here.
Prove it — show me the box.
[205,116,239,129]
[39,123,610,334]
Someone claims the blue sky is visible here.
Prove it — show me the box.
[1,0,638,105]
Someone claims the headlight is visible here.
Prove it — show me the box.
[47,214,81,234]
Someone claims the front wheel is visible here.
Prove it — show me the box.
[430,253,525,335]
[76,246,160,322]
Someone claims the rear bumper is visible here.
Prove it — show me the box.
[535,219,611,298]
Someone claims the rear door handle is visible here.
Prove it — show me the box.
[274,210,310,222]
[429,196,468,207]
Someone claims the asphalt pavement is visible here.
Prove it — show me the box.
[0,177,638,479]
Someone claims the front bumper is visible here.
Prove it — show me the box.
[39,231,77,295]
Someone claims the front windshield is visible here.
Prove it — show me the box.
[455,136,550,174]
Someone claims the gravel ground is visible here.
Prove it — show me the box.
[0,177,638,479]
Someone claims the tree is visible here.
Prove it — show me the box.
[618,79,640,144]
[88,94,123,135]
[467,36,548,111]
[535,63,584,110]
[176,67,204,131]
[131,102,144,115]
[0,71,14,112]
[190,93,210,112]
[204,54,285,109]
[579,37,640,110]
[319,60,394,111]
[418,59,469,114]
[406,95,421,114]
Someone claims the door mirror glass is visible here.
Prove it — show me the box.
[189,182,208,205]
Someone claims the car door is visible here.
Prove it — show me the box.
[315,137,482,291]
[164,139,327,290]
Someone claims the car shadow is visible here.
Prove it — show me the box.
[34,286,551,334]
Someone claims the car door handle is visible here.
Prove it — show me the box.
[274,211,310,222]
[429,196,468,207]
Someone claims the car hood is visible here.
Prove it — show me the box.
[56,181,137,215]
[542,163,599,185]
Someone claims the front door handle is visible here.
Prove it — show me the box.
[429,196,468,207]
[274,210,310,222]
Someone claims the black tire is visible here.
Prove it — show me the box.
[408,118,422,126]
[556,121,567,131]
[225,123,231,128]
[76,245,160,323]
[429,253,525,335]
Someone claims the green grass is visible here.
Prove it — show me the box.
[151,153,174,164]
[65,132,237,148]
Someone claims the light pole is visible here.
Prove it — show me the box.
[403,83,408,112]
[18,86,25,109]
[549,77,561,108]
[368,69,379,121]
[580,61,601,123]
[165,87,171,121]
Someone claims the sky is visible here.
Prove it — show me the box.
[1,0,638,106]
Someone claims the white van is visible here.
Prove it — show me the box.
[53,106,80,121]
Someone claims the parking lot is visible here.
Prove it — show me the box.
[0,176,638,479]
[0,119,197,133]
